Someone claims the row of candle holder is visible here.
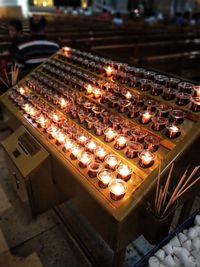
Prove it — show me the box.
[59,47,200,96]
[14,83,182,144]
[39,60,200,113]
[15,89,159,172]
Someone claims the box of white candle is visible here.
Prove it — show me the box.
[134,208,200,267]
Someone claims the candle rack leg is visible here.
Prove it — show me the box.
[112,248,126,267]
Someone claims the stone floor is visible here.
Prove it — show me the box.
[0,127,199,267]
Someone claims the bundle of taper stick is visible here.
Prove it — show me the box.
[154,164,200,217]
[0,63,19,88]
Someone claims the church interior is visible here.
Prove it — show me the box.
[0,1,200,267]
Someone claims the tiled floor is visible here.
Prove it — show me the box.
[0,127,199,267]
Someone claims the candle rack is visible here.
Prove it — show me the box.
[1,47,200,265]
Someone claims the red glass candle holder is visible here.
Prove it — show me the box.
[139,110,155,124]
[105,154,120,170]
[144,99,158,112]
[162,88,176,101]
[194,86,200,97]
[120,121,133,135]
[144,70,156,80]
[118,99,131,113]
[126,141,143,158]
[151,83,164,96]
[144,135,160,152]
[170,110,186,124]
[157,104,172,118]
[78,152,93,168]
[166,78,180,89]
[176,92,190,106]
[122,90,132,100]
[128,105,140,118]
[108,95,120,108]
[85,140,98,153]
[131,128,148,143]
[94,146,107,161]
[109,115,121,130]
[104,128,117,142]
[76,133,89,145]
[94,123,108,136]
[98,169,113,189]
[86,116,98,129]
[88,161,102,178]
[114,134,129,150]
[178,82,193,94]
[130,76,141,88]
[93,87,102,99]
[151,116,168,131]
[63,139,75,152]
[109,179,127,201]
[132,94,146,107]
[165,123,181,139]
[190,97,200,112]
[138,150,155,168]
[117,164,133,182]
[154,74,168,85]
[139,79,152,92]
[70,145,82,160]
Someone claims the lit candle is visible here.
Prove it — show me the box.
[109,179,127,201]
[78,152,93,168]
[140,110,153,124]
[191,97,200,112]
[23,103,31,114]
[63,139,75,152]
[105,66,113,77]
[70,145,82,160]
[55,131,66,145]
[98,169,113,188]
[63,46,71,57]
[77,134,89,145]
[124,91,132,100]
[138,150,155,168]
[104,128,117,142]
[93,87,102,99]
[28,107,36,118]
[36,115,48,128]
[86,140,97,153]
[60,98,67,109]
[105,154,120,170]
[166,123,181,139]
[194,86,200,97]
[52,113,60,123]
[114,135,128,150]
[18,87,25,95]
[86,84,93,95]
[47,125,58,139]
[117,164,133,181]
[94,147,107,161]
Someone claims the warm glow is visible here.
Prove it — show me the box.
[117,164,132,177]
[60,98,67,108]
[86,140,97,152]
[98,170,112,185]
[116,136,127,146]
[125,91,132,100]
[56,132,66,143]
[78,152,92,165]
[109,180,126,195]
[86,84,93,94]
[141,151,153,165]
[105,155,119,169]
[105,66,113,77]
[18,87,25,95]
[105,128,116,140]
[143,111,151,120]
[93,87,101,98]
[71,145,82,157]
[170,125,179,133]
[64,139,74,151]
[95,147,107,160]
[194,86,200,97]
[78,134,88,145]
